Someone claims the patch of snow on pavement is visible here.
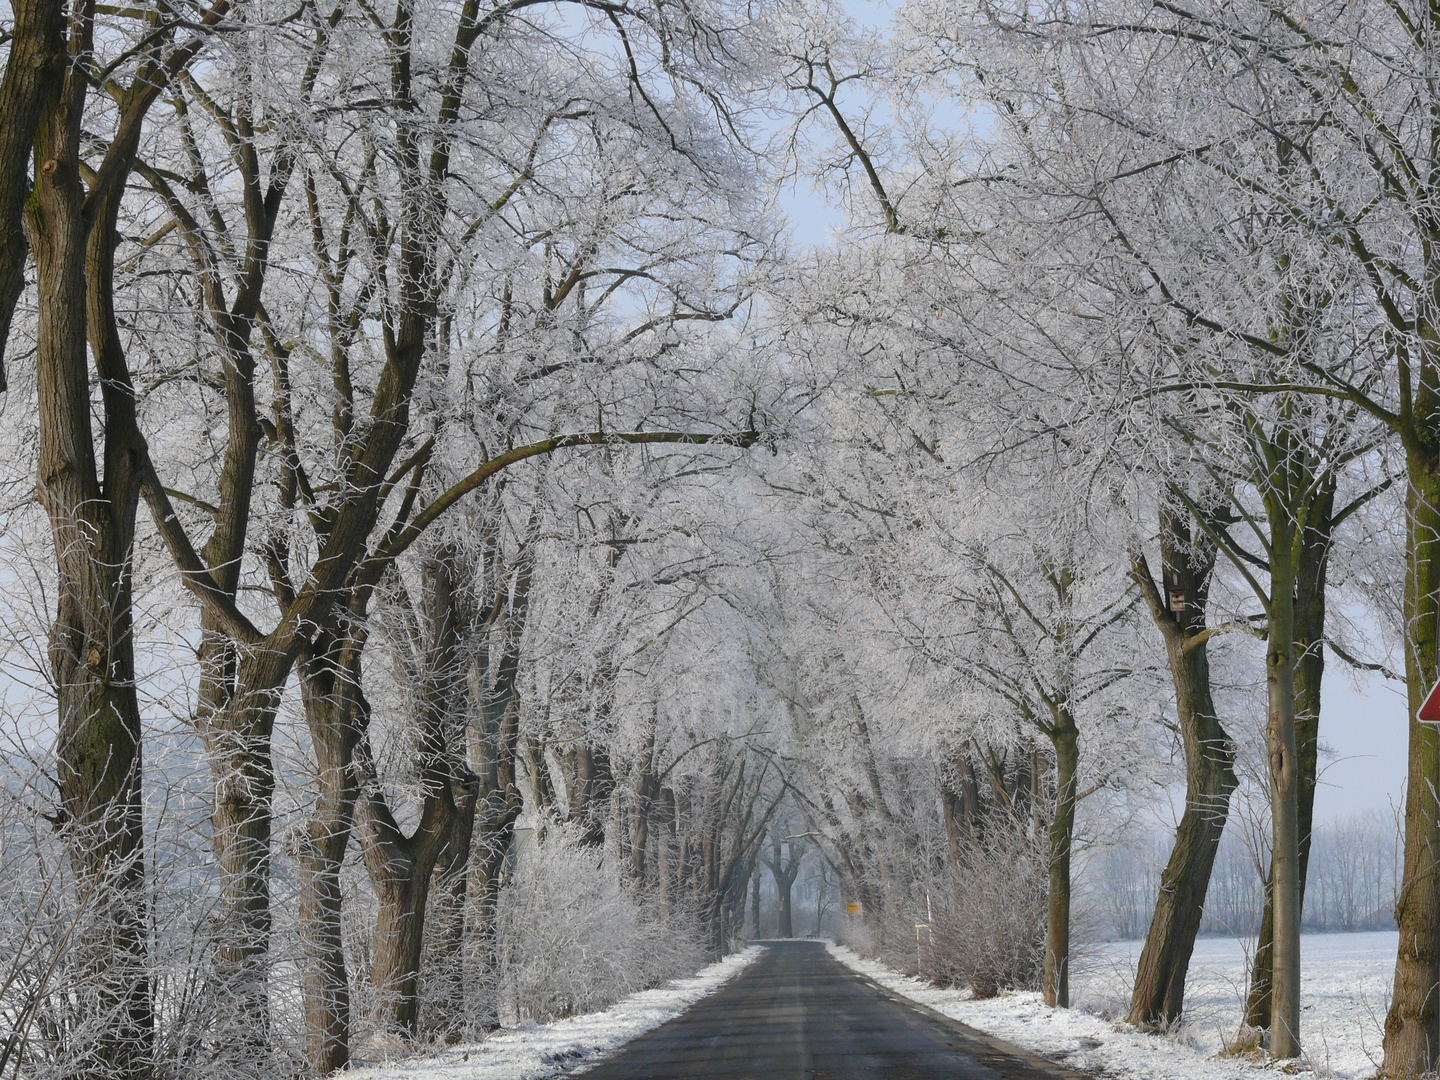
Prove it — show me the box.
[349,945,764,1080]
[828,931,1395,1079]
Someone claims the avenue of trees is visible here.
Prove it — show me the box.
[1,0,1438,1074]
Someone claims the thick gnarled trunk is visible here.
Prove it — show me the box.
[363,810,457,1038]
[30,30,158,1075]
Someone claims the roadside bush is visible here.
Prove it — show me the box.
[490,823,706,1025]
[930,823,1046,997]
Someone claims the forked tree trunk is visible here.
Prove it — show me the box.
[1043,718,1079,1008]
[1246,488,1330,1032]
[421,791,476,1041]
[359,729,477,1040]
[764,835,803,939]
[1128,520,1238,1029]
[1383,456,1440,1078]
[30,34,161,1073]
[361,553,477,1038]
[206,651,294,1050]
[363,817,451,1038]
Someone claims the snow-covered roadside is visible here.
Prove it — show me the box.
[827,941,1377,1080]
[349,946,765,1080]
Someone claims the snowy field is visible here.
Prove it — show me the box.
[348,946,763,1080]
[831,931,1397,1079]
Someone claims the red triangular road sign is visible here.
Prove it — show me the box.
[1420,678,1440,724]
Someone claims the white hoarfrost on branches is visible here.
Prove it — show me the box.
[0,0,1425,1073]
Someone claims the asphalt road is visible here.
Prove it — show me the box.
[579,940,1090,1080]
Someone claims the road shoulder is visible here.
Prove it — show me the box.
[346,945,766,1080]
[825,942,1331,1080]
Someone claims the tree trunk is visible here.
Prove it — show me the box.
[359,745,476,1039]
[764,835,802,939]
[466,777,520,1032]
[1246,486,1331,1032]
[421,791,476,1042]
[630,730,659,884]
[465,563,528,1033]
[361,553,477,1039]
[1044,719,1078,1008]
[1128,525,1238,1028]
[658,786,677,908]
[30,37,156,1075]
[365,834,440,1038]
[525,734,555,814]
[750,868,761,937]
[0,0,62,388]
[942,750,983,872]
[207,649,294,1050]
[1126,633,1235,1026]
[572,743,613,846]
[1383,456,1440,1078]
[296,624,367,1076]
[1265,540,1302,1059]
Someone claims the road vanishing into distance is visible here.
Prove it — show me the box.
[580,941,1090,1080]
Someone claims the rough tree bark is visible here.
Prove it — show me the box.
[0,0,61,389]
[420,774,477,1042]
[630,725,661,884]
[31,102,154,1068]
[1384,454,1440,1077]
[1127,511,1237,1028]
[296,608,370,1075]
[26,2,229,1069]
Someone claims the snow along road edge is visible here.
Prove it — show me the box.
[825,942,1335,1080]
[349,945,766,1080]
